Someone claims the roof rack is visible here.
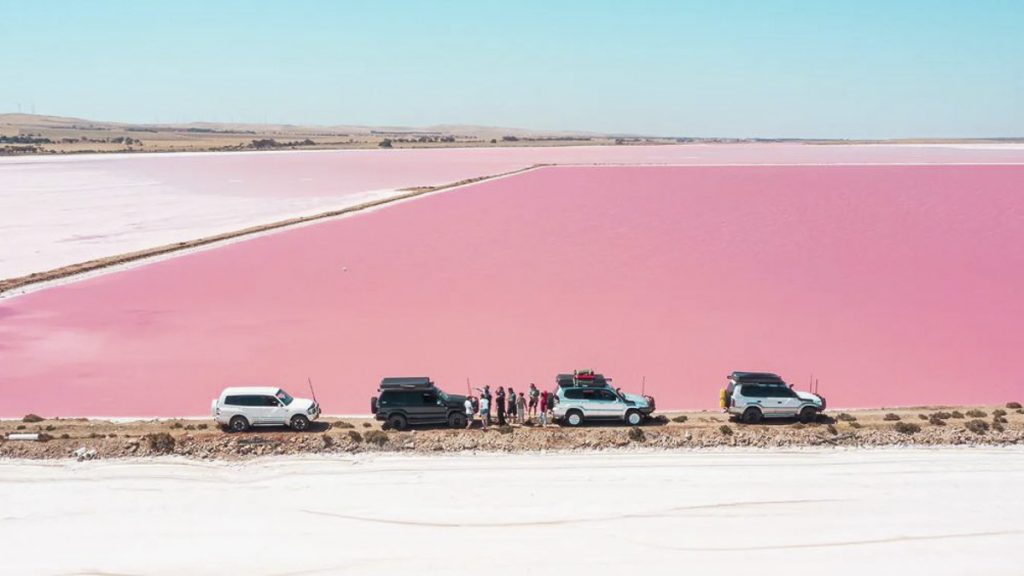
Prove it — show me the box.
[379,377,434,390]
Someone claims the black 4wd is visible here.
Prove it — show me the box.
[370,377,468,431]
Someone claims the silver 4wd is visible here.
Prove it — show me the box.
[553,377,655,426]
[721,371,825,424]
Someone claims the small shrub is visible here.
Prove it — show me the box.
[992,409,1007,418]
[992,421,1005,433]
[628,427,646,442]
[966,410,987,418]
[347,430,363,443]
[917,414,928,420]
[993,415,1008,424]
[826,424,838,435]
[1018,409,1024,415]
[1006,402,1022,410]
[849,421,863,429]
[894,422,921,435]
[143,432,175,454]
[44,424,56,431]
[184,424,195,431]
[170,422,183,429]
[89,432,102,439]
[364,430,388,446]
[37,433,53,442]
[651,414,669,425]
[15,425,25,430]
[950,411,965,419]
[332,421,355,429]
[22,414,44,423]
[671,415,689,423]
[965,419,989,435]
[362,422,372,428]
[197,423,208,430]
[719,425,733,436]
[497,425,514,435]
[929,415,946,426]
[60,433,70,439]
[322,434,335,448]
[836,413,857,422]
[883,413,901,421]
[931,411,952,420]
[108,433,117,438]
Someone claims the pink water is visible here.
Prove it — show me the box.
[1,165,1022,416]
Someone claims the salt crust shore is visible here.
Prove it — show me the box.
[2,447,1022,575]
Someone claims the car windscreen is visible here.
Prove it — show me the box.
[276,390,294,405]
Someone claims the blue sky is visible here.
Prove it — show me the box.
[2,0,1021,138]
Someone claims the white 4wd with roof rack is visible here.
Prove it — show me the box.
[721,371,825,424]
[211,387,321,432]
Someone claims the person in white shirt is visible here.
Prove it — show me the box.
[464,397,475,429]
[479,396,490,429]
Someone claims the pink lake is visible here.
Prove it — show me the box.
[1,164,1022,416]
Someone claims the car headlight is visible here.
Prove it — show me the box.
[307,404,317,415]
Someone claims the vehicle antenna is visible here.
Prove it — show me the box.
[815,378,819,395]
[308,377,318,404]
[641,375,646,396]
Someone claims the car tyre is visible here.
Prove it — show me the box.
[290,414,310,431]
[229,415,250,432]
[387,413,408,431]
[799,406,818,424]
[741,407,763,425]
[565,410,584,427]
[625,410,643,426]
[448,412,467,429]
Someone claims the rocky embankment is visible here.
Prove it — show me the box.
[2,405,1022,461]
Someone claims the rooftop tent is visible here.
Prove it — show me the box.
[728,371,784,383]
[379,377,434,389]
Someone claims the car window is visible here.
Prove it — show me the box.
[262,395,280,406]
[224,395,241,406]
[595,389,618,401]
[741,385,765,398]
[422,393,438,405]
[564,388,583,400]
[382,391,415,406]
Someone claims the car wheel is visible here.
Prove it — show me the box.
[565,410,584,427]
[448,412,467,429]
[229,416,250,432]
[799,406,819,424]
[625,410,642,426]
[741,407,763,424]
[290,414,310,431]
[387,414,408,431]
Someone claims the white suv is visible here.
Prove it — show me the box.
[211,387,320,432]
[553,385,656,426]
[722,372,825,424]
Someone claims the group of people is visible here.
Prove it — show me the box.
[463,383,557,428]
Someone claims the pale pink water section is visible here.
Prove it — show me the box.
[1,165,1022,416]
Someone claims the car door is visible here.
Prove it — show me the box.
[773,386,803,417]
[242,395,272,425]
[412,390,441,424]
[262,395,289,425]
[592,388,623,419]
[740,385,768,414]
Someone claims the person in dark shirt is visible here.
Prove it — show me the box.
[508,387,517,423]
[495,386,506,426]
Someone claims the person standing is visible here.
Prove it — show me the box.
[539,390,549,427]
[495,386,506,426]
[464,396,475,429]
[517,392,527,425]
[528,383,539,419]
[508,387,517,423]
[479,395,490,429]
